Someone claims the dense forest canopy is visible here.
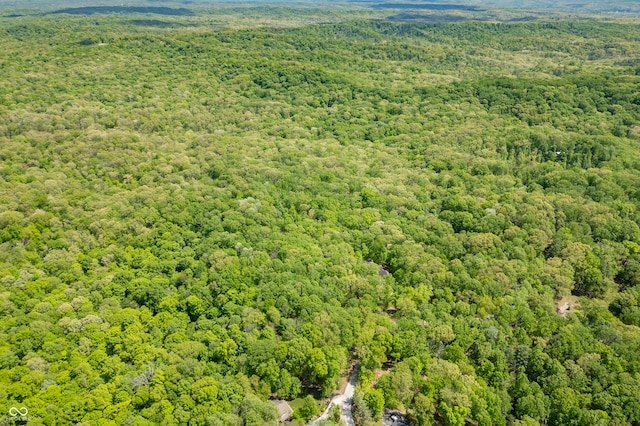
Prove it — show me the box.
[1,3,640,426]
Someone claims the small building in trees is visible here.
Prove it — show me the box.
[273,400,293,423]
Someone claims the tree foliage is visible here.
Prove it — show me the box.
[0,6,640,426]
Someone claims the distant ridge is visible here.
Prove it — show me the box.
[48,6,194,16]
[372,3,483,11]
[385,13,469,22]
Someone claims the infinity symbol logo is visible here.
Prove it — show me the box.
[9,407,28,417]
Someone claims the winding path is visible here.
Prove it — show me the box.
[310,364,359,426]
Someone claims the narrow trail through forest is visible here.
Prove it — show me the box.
[310,364,359,426]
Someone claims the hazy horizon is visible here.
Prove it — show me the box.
[1,0,639,13]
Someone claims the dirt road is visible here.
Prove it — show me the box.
[310,364,359,426]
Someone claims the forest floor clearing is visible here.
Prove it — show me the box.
[557,295,579,318]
